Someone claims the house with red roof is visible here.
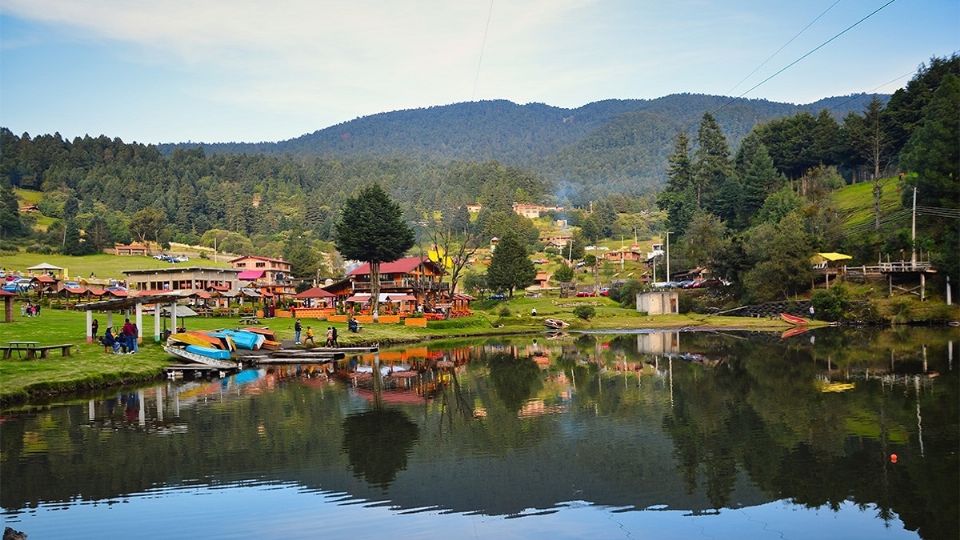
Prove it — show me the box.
[324,257,450,312]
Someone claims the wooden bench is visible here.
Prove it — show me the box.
[1,343,74,359]
[239,317,260,325]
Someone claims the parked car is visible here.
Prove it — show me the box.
[691,278,724,289]
[153,254,167,260]
[576,290,595,297]
[2,278,32,292]
[678,280,696,289]
[599,287,610,296]
[490,292,507,301]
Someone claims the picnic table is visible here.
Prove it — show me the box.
[239,316,260,325]
[2,341,74,360]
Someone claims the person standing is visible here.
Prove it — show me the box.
[92,319,99,340]
[294,319,303,345]
[331,325,339,348]
[131,321,139,353]
[122,318,135,354]
[325,327,334,347]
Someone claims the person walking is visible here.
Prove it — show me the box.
[325,326,334,347]
[331,325,339,348]
[294,319,303,345]
[304,326,316,346]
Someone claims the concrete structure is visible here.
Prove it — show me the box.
[123,267,240,294]
[78,293,186,344]
[513,203,564,219]
[113,242,149,256]
[636,332,680,355]
[636,290,679,315]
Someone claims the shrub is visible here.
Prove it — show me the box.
[811,287,847,322]
[498,306,512,317]
[573,305,595,320]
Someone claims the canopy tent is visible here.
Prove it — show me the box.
[160,305,199,317]
[812,252,853,269]
[295,287,336,299]
[27,263,63,271]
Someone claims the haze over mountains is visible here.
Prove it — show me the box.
[161,92,887,192]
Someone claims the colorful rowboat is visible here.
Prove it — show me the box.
[780,313,809,326]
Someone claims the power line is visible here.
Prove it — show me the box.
[829,69,916,111]
[727,0,843,95]
[712,0,899,117]
[471,0,495,101]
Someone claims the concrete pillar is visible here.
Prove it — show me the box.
[107,311,114,331]
[154,303,162,343]
[921,273,926,301]
[86,310,93,344]
[135,303,144,344]
[888,274,893,297]
[948,276,953,305]
[156,385,164,423]
[170,302,178,334]
[88,399,95,422]
[138,389,145,427]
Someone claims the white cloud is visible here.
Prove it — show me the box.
[1,0,600,128]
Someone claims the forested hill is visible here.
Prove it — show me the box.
[159,93,886,193]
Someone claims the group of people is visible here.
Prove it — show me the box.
[293,318,351,348]
[98,318,139,355]
[20,303,40,317]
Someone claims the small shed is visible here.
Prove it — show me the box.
[636,290,679,315]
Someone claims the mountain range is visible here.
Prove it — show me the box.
[160,92,887,193]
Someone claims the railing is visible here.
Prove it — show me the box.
[815,261,935,277]
[352,279,449,291]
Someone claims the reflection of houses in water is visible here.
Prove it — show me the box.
[636,332,681,355]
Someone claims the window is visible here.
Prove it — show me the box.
[256,262,266,268]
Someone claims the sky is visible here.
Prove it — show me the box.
[0,0,957,144]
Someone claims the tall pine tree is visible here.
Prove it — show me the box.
[657,132,697,236]
[694,113,735,218]
[487,234,535,297]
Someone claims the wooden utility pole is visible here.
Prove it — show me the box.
[665,231,672,282]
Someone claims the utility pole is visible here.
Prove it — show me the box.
[620,235,624,273]
[665,231,672,282]
[911,187,917,267]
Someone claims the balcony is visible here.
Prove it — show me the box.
[352,278,449,292]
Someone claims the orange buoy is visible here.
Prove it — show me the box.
[890,453,898,463]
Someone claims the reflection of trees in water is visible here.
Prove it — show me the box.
[342,409,419,489]
[485,352,543,413]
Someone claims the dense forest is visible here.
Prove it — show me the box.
[159,93,886,197]
[660,55,959,301]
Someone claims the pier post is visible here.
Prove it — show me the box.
[920,273,926,301]
[170,302,178,335]
[154,303,161,343]
[888,274,893,297]
[135,302,143,344]
[86,310,93,344]
[947,276,952,305]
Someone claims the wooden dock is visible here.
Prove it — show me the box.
[307,346,379,353]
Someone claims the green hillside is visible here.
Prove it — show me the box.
[830,178,904,228]
[0,252,231,280]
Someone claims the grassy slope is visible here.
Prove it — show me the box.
[0,252,231,280]
[830,177,903,228]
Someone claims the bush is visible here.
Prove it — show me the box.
[811,287,847,321]
[573,305,595,320]
[553,264,574,284]
[498,306,512,317]
[610,279,644,308]
[25,243,56,254]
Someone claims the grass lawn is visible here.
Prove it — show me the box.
[0,252,231,280]
[830,177,904,228]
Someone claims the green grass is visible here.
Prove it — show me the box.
[830,177,903,228]
[13,188,43,205]
[0,252,231,280]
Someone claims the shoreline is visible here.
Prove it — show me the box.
[1,310,948,408]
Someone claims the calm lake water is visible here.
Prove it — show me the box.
[2,327,957,539]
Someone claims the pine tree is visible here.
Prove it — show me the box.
[0,180,23,238]
[62,219,84,255]
[694,113,735,217]
[657,132,696,235]
[486,234,535,297]
[335,184,415,319]
[736,136,781,229]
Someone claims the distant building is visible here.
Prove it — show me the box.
[512,203,564,219]
[466,204,483,213]
[540,233,572,249]
[636,290,679,315]
[605,250,644,263]
[114,242,149,256]
[230,255,295,299]
[123,267,240,294]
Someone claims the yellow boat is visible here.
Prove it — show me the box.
[817,381,856,393]
[168,332,214,348]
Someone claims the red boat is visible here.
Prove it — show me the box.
[780,313,809,326]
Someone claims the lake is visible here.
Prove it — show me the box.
[1,327,957,539]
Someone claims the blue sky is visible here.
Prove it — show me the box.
[1,0,957,144]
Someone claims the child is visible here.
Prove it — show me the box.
[304,326,316,346]
[325,326,334,347]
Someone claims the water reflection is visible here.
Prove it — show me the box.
[0,328,956,539]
